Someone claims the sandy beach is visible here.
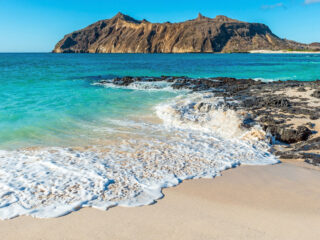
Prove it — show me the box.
[1,76,320,239]
[1,162,319,240]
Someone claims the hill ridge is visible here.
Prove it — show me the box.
[53,13,315,53]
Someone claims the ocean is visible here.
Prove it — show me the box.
[0,53,319,219]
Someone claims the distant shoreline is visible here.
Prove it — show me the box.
[51,51,320,54]
[2,51,320,54]
[249,50,320,54]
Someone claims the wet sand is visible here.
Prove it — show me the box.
[1,163,320,240]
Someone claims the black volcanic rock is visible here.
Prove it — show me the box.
[264,125,313,144]
[53,12,311,53]
[311,90,320,98]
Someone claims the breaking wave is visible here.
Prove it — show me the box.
[92,80,181,92]
[0,89,278,219]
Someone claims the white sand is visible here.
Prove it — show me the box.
[1,163,320,240]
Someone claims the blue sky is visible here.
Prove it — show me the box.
[0,0,319,52]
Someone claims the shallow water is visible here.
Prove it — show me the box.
[1,53,320,149]
[0,53,319,219]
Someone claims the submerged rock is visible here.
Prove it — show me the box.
[113,76,135,86]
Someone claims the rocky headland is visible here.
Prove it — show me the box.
[53,12,318,53]
[95,76,320,166]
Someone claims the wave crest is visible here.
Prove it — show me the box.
[0,92,278,220]
[156,92,265,141]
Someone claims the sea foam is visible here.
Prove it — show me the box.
[0,91,278,219]
[92,80,180,92]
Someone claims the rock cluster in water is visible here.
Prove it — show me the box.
[96,76,320,166]
[53,12,318,53]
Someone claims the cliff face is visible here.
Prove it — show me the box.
[53,12,310,53]
[309,42,320,50]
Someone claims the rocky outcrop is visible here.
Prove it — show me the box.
[310,42,320,47]
[264,125,312,144]
[53,12,311,53]
[94,75,320,166]
[309,42,320,51]
[311,90,320,98]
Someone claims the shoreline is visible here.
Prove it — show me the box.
[2,51,320,54]
[50,51,320,54]
[98,76,320,166]
[1,75,319,220]
[249,50,320,54]
[1,162,320,240]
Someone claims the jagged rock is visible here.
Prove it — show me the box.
[112,76,142,86]
[242,96,291,109]
[53,12,311,53]
[241,118,255,129]
[296,137,320,151]
[304,153,320,166]
[311,90,320,98]
[310,114,320,120]
[194,102,212,112]
[264,125,312,144]
[262,97,291,108]
[297,87,306,92]
[259,116,285,125]
[274,151,301,160]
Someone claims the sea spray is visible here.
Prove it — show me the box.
[92,80,181,92]
[0,91,278,219]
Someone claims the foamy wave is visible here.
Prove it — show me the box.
[254,77,295,82]
[0,131,277,219]
[92,80,183,92]
[155,92,264,140]
[0,92,279,220]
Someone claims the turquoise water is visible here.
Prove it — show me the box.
[1,53,319,219]
[1,53,320,149]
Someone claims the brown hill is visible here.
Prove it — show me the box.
[310,42,320,47]
[53,12,311,53]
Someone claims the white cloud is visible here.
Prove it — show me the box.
[262,3,286,9]
[305,0,320,4]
